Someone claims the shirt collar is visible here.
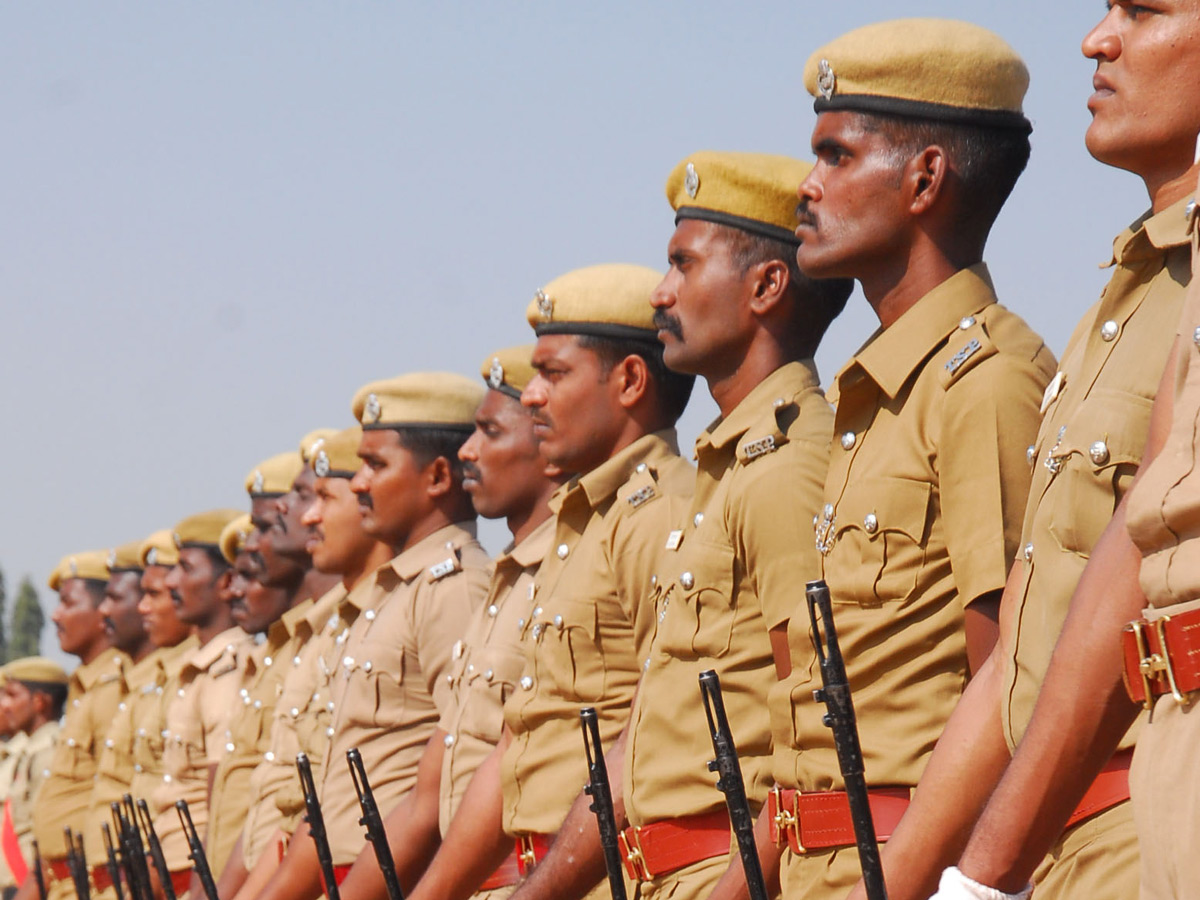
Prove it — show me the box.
[71,646,127,691]
[502,515,556,570]
[386,520,478,582]
[702,361,821,452]
[1107,192,1195,266]
[569,429,681,512]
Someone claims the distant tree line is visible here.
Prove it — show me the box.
[0,567,46,662]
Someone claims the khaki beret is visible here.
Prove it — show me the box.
[173,509,244,550]
[299,428,338,466]
[666,151,812,244]
[804,18,1031,133]
[106,541,145,575]
[351,372,483,431]
[480,345,536,400]
[48,551,110,591]
[139,529,180,568]
[525,264,662,340]
[311,426,363,479]
[218,513,254,565]
[244,451,303,499]
[4,657,69,687]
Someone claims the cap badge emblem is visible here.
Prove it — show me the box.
[107,549,117,568]
[488,357,505,390]
[365,392,382,423]
[535,289,554,320]
[817,59,837,100]
[253,471,265,493]
[306,437,326,462]
[684,162,700,199]
[314,450,331,478]
[69,557,79,577]
[172,532,183,549]
[146,548,159,566]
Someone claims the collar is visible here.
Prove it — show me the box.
[26,720,58,752]
[71,647,128,692]
[125,648,167,688]
[564,429,681,513]
[501,515,556,570]
[186,626,247,673]
[1107,192,1195,266]
[160,634,200,678]
[702,361,821,452]
[387,520,478,582]
[834,264,996,402]
[305,584,347,631]
[280,598,314,640]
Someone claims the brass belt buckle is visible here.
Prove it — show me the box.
[617,826,651,882]
[770,786,803,853]
[1132,616,1187,708]
[516,835,538,873]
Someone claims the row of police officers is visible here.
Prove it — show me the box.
[8,12,1200,900]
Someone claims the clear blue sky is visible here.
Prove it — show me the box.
[0,3,1153,664]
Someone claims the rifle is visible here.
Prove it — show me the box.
[346,748,404,900]
[110,802,150,900]
[63,828,89,900]
[30,839,46,900]
[297,752,341,900]
[101,822,126,900]
[175,800,218,900]
[698,670,768,900]
[807,579,888,900]
[135,798,177,900]
[579,708,627,900]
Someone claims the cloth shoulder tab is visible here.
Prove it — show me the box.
[938,320,998,390]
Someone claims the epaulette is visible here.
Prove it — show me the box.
[427,548,463,583]
[620,462,660,513]
[736,399,792,465]
[938,316,997,390]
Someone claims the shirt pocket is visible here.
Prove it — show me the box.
[828,478,932,606]
[457,646,525,743]
[50,724,94,778]
[536,598,604,704]
[1045,390,1151,556]
[356,638,406,730]
[658,541,737,658]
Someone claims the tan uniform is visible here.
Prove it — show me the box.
[129,637,198,807]
[438,517,553,833]
[1002,196,1191,898]
[623,363,831,899]
[33,648,128,874]
[5,725,56,889]
[318,522,490,864]
[151,627,253,870]
[206,600,313,876]
[241,586,353,868]
[770,265,1054,897]
[501,430,694,837]
[1124,202,1200,900]
[0,732,29,891]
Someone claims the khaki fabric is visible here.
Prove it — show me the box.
[241,586,351,867]
[1030,799,1138,900]
[207,600,312,875]
[1002,195,1191,760]
[772,264,1053,800]
[317,522,490,864]
[626,363,830,830]
[635,851,730,900]
[151,627,253,870]
[0,731,28,889]
[7,723,57,882]
[1129,697,1200,900]
[33,647,129,860]
[781,843,879,898]
[437,517,553,834]
[128,637,197,807]
[501,430,695,836]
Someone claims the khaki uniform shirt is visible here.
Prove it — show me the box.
[207,600,313,875]
[625,363,831,827]
[771,264,1055,793]
[152,627,253,870]
[437,517,554,834]
[501,430,695,836]
[318,522,490,864]
[1002,196,1192,751]
[129,637,198,808]
[241,586,352,868]
[0,731,29,889]
[6,725,55,884]
[33,647,129,860]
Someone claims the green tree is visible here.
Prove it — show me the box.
[9,576,44,660]
[0,567,8,663]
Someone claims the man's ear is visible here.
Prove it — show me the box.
[905,145,949,216]
[613,354,651,410]
[423,456,454,498]
[747,258,791,317]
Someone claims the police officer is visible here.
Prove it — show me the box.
[337,346,568,900]
[762,18,1055,899]
[252,372,491,900]
[403,265,696,900]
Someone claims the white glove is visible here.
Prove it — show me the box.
[928,867,1032,900]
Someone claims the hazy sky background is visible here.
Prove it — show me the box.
[1,3,1155,665]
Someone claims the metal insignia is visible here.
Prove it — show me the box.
[815,505,837,556]
[488,357,505,389]
[429,557,457,580]
[172,532,183,548]
[306,437,326,461]
[146,548,158,566]
[535,289,554,320]
[742,435,777,460]
[365,392,382,423]
[107,549,117,568]
[664,529,683,551]
[314,450,331,478]
[69,557,79,576]
[627,485,656,508]
[253,471,265,493]
[944,339,981,376]
[817,59,837,100]
[684,162,700,199]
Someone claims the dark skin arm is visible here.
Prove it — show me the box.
[230,827,289,900]
[244,820,324,900]
[216,834,250,898]
[188,760,219,900]
[338,729,447,900]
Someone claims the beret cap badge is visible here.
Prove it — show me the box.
[684,162,700,199]
[365,393,382,423]
[69,558,79,577]
[488,357,505,390]
[107,549,117,568]
[314,450,331,478]
[817,59,837,100]
[146,548,159,566]
[535,289,554,321]
[252,471,265,494]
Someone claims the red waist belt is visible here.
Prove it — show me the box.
[1122,607,1200,708]
[768,786,910,853]
[331,864,353,886]
[478,833,553,889]
[1064,749,1132,829]
[88,864,115,893]
[618,810,731,882]
[46,859,71,883]
[169,869,192,896]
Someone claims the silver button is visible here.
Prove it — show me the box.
[824,503,835,518]
[365,609,377,621]
[326,727,335,738]
[1023,542,1034,562]
[532,624,544,639]
[1090,441,1110,465]
[344,657,355,669]
[557,544,569,559]
[105,739,114,749]
[554,615,563,628]
[693,513,704,528]
[253,700,262,709]
[636,463,647,473]
[293,656,302,667]
[264,751,276,762]
[863,514,878,534]
[680,572,695,590]
[533,607,543,617]
[225,742,235,753]
[1100,320,1119,342]
[134,764,143,773]
[363,661,373,673]
[487,604,498,617]
[177,688,185,698]
[67,738,76,748]
[444,734,455,748]
[841,432,857,451]
[959,316,975,330]
[467,664,475,674]
[1026,444,1036,465]
[264,656,273,667]
[517,619,526,629]
[484,669,494,680]
[650,574,657,587]
[137,728,146,738]
[118,702,127,712]
[291,707,300,718]
[773,398,785,408]
[520,676,534,691]
[1193,326,1200,348]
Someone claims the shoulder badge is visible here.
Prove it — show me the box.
[740,435,777,462]
[627,485,656,509]
[428,556,461,582]
[938,321,998,390]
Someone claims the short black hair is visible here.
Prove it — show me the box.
[722,226,853,358]
[393,426,473,480]
[856,111,1030,238]
[78,579,108,609]
[24,681,68,719]
[576,334,696,424]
